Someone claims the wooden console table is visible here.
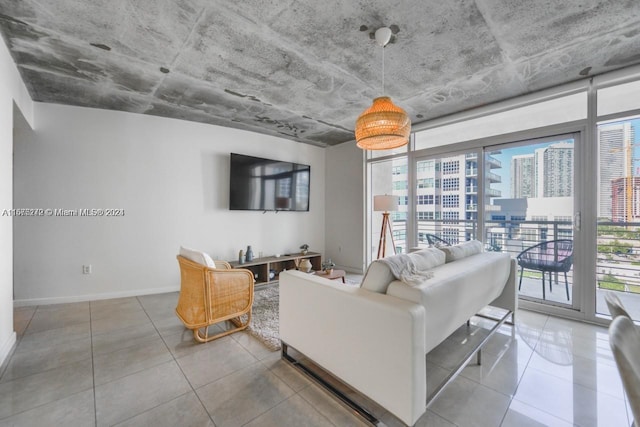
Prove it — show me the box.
[229,252,321,287]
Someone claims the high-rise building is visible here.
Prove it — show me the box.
[598,122,633,218]
[611,177,640,222]
[511,154,535,198]
[534,141,574,197]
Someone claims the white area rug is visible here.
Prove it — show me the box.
[247,286,281,351]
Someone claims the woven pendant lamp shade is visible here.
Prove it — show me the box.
[355,96,411,150]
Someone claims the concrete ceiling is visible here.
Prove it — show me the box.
[1,1,640,147]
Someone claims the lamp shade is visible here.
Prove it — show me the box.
[355,97,411,150]
[374,194,399,212]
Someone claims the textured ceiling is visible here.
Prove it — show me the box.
[1,1,640,147]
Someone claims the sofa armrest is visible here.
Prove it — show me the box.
[489,257,518,315]
[279,270,426,426]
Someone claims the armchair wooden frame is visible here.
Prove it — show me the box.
[176,255,255,343]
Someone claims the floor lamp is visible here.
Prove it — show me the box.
[374,195,399,259]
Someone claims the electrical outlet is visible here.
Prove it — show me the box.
[83,265,92,274]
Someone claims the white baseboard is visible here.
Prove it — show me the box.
[13,285,180,307]
[0,331,16,369]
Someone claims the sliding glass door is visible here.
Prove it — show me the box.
[484,134,578,308]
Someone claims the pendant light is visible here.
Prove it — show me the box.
[355,27,411,151]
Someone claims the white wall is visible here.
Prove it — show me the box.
[13,103,325,304]
[324,141,365,273]
[0,39,34,366]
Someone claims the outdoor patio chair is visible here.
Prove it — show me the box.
[425,234,451,247]
[516,239,573,300]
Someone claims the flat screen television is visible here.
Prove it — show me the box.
[229,153,310,211]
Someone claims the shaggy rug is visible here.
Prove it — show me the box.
[247,286,281,351]
[246,279,361,351]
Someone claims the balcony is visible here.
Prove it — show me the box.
[466,185,478,193]
[486,171,502,183]
[465,168,477,177]
[486,188,502,197]
[466,204,478,212]
[486,155,502,169]
[387,217,640,319]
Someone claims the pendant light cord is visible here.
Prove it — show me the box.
[381,45,385,96]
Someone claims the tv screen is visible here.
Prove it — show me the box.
[229,153,310,211]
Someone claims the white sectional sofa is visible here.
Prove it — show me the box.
[279,242,517,426]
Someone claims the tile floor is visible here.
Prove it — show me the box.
[0,290,632,427]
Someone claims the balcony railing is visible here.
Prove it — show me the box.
[384,218,640,311]
[466,185,478,193]
[466,168,477,177]
[466,204,478,212]
[486,171,502,183]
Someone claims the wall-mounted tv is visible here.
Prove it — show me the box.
[229,153,310,211]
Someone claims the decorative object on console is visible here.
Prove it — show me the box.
[374,194,399,259]
[300,244,309,255]
[238,249,245,264]
[298,258,313,273]
[355,27,410,151]
[246,245,254,261]
[321,258,336,273]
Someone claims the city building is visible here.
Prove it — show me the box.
[598,122,634,218]
[611,176,640,222]
[511,153,535,198]
[534,141,574,197]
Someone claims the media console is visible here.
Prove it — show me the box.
[229,252,321,287]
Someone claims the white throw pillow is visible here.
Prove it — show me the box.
[440,240,483,263]
[179,246,216,268]
[407,247,446,270]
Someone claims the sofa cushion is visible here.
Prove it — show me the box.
[361,248,445,293]
[440,240,482,262]
[179,246,216,268]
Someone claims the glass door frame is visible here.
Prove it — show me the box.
[482,132,583,312]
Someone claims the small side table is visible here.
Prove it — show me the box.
[314,269,346,283]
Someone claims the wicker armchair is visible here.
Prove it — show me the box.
[176,255,254,343]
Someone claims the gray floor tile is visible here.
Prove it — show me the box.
[90,300,144,322]
[95,361,191,427]
[514,366,629,426]
[1,336,91,382]
[261,355,311,392]
[162,327,223,359]
[91,310,152,336]
[196,363,294,427]
[429,375,511,427]
[0,389,95,427]
[0,359,93,419]
[24,308,90,334]
[91,321,160,355]
[15,322,91,353]
[176,336,257,389]
[112,391,213,427]
[93,337,173,385]
[244,394,334,427]
[298,383,369,427]
[232,330,277,360]
[501,399,573,427]
[153,315,188,338]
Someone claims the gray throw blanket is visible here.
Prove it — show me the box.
[379,253,434,286]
